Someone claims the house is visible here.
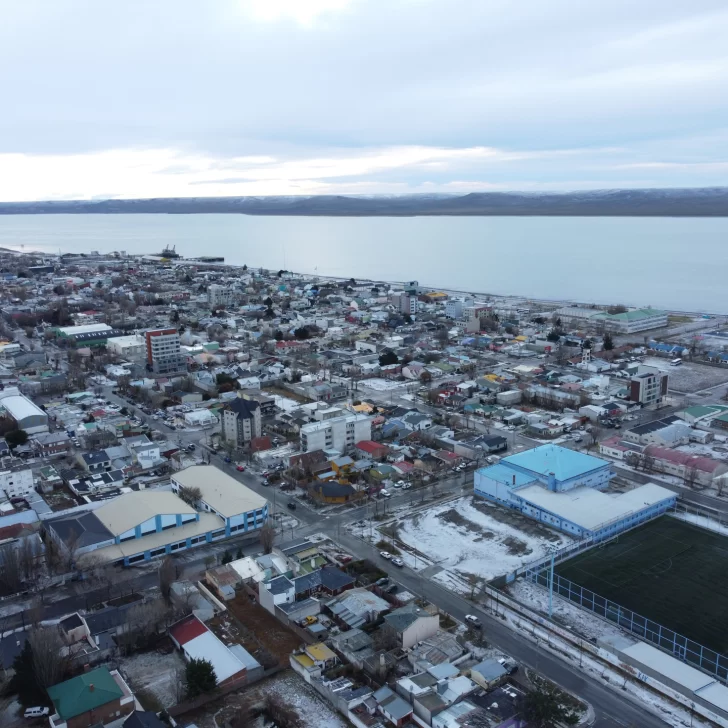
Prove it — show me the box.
[169,615,260,685]
[623,417,690,447]
[383,603,439,649]
[259,575,295,613]
[32,432,71,456]
[355,440,389,460]
[78,450,111,473]
[326,588,390,630]
[309,481,360,504]
[290,642,338,682]
[123,711,167,728]
[47,666,136,728]
[470,658,507,689]
[372,685,414,727]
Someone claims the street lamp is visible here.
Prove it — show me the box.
[546,544,560,619]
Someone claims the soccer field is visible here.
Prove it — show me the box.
[555,516,728,654]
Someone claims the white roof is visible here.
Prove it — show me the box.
[622,641,714,692]
[230,556,265,582]
[0,394,46,421]
[94,490,196,535]
[58,323,112,336]
[172,465,267,518]
[183,631,246,682]
[515,482,675,532]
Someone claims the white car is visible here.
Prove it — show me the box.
[24,708,50,719]
[379,551,392,560]
[391,557,404,567]
[464,614,481,626]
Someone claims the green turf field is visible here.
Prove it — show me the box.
[555,516,728,654]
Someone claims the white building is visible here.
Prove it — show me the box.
[601,308,668,334]
[0,468,34,499]
[300,412,372,453]
[184,409,218,428]
[630,365,668,406]
[0,390,49,434]
[107,334,146,362]
[207,284,234,308]
[145,328,186,375]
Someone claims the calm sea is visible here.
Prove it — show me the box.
[0,213,725,313]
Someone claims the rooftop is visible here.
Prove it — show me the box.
[504,443,609,482]
[94,490,196,536]
[47,667,125,721]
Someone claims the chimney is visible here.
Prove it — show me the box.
[548,472,556,491]
[88,684,95,693]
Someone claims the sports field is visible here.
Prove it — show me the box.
[555,516,728,654]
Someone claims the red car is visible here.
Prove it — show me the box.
[236,465,245,472]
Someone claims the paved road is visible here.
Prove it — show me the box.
[331,530,668,728]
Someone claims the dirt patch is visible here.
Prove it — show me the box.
[439,508,482,533]
[503,535,532,556]
[224,598,303,667]
[470,497,562,542]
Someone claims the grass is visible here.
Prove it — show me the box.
[555,516,728,653]
[375,539,400,555]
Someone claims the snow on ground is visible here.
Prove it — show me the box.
[675,440,728,460]
[359,378,409,391]
[273,394,303,413]
[264,672,349,728]
[395,496,573,584]
[121,650,186,709]
[508,579,624,643]
[672,510,728,537]
[642,356,728,393]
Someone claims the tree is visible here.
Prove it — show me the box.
[221,550,233,564]
[185,657,217,698]
[159,556,176,603]
[0,545,23,593]
[546,329,561,343]
[8,641,47,707]
[419,370,432,384]
[259,522,275,554]
[294,326,310,340]
[603,332,614,351]
[178,485,202,505]
[435,328,449,348]
[28,627,68,691]
[5,429,29,449]
[519,683,579,728]
[378,350,398,367]
[236,547,244,560]
[274,329,283,341]
[684,464,700,490]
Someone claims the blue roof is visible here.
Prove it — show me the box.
[504,444,608,482]
[476,463,535,487]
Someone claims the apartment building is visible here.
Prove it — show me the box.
[207,284,234,308]
[107,334,146,363]
[220,398,262,447]
[300,413,372,454]
[0,467,34,499]
[144,328,186,375]
[629,365,669,406]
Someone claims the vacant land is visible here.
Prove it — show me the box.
[393,496,572,585]
[224,596,302,666]
[556,516,728,653]
[121,649,186,709]
[642,356,728,393]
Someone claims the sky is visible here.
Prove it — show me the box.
[1,0,727,200]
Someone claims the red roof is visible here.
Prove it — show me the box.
[169,615,208,646]
[356,440,387,455]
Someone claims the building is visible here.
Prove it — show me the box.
[32,432,71,457]
[169,615,260,686]
[47,466,268,566]
[144,328,186,375]
[0,467,34,499]
[56,323,122,347]
[469,658,508,689]
[623,416,690,447]
[0,390,49,433]
[106,334,146,363]
[600,308,668,334]
[220,398,262,447]
[474,444,675,539]
[207,284,234,308]
[47,666,135,728]
[300,412,372,454]
[630,365,669,406]
[383,604,439,649]
[392,292,418,316]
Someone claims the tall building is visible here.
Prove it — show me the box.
[207,284,234,308]
[300,413,372,454]
[220,398,262,447]
[144,328,186,375]
[629,366,668,406]
[391,292,418,316]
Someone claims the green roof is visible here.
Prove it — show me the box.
[684,405,728,418]
[47,667,123,720]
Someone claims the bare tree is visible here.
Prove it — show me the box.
[178,485,202,505]
[642,453,655,474]
[18,537,42,581]
[372,624,398,651]
[684,464,700,490]
[259,522,275,554]
[28,627,67,689]
[159,556,176,603]
[0,545,23,593]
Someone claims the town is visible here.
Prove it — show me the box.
[2,247,728,728]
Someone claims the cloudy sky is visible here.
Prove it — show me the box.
[1,0,727,200]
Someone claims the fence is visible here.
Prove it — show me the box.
[524,565,728,683]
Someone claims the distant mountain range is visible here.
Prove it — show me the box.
[1,187,727,216]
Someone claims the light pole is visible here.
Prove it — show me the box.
[546,544,559,619]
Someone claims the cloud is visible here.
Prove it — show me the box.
[0,0,726,197]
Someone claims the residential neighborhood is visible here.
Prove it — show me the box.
[0,248,728,728]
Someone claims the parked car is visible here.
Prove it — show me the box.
[465,614,481,626]
[376,577,390,586]
[236,465,245,472]
[391,557,404,567]
[380,489,391,498]
[498,658,518,675]
[187,443,195,450]
[386,584,398,594]
[224,456,232,463]
[379,551,392,560]
[24,708,49,719]
[287,501,297,510]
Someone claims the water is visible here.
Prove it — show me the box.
[0,213,725,313]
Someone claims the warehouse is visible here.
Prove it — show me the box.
[474,444,675,539]
[47,466,269,566]
[0,390,49,434]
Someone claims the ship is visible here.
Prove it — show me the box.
[158,244,181,259]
